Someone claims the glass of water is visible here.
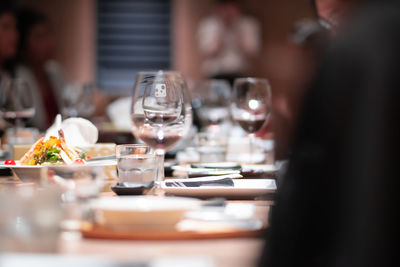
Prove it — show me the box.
[116,144,157,183]
[195,132,228,163]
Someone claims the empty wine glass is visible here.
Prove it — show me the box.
[131,71,192,187]
[0,78,36,157]
[0,77,35,128]
[45,165,106,231]
[61,83,95,118]
[231,78,272,163]
[194,79,231,131]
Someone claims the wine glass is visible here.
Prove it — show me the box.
[131,71,192,187]
[231,78,272,163]
[61,83,95,119]
[194,79,231,132]
[0,77,35,128]
[0,78,36,156]
[45,165,106,231]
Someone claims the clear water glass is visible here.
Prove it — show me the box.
[116,144,157,183]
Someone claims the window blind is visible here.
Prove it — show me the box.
[97,0,171,96]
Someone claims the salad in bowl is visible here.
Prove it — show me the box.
[19,129,87,166]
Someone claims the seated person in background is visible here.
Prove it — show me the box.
[197,0,261,85]
[0,1,18,135]
[269,19,328,161]
[270,0,363,160]
[16,8,65,131]
[311,0,364,33]
[0,1,17,79]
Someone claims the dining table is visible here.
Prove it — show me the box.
[0,173,273,267]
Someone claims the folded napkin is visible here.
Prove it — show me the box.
[172,165,241,178]
[45,115,98,147]
[106,97,131,130]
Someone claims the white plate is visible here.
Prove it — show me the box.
[0,159,116,168]
[185,203,256,221]
[92,196,201,229]
[190,162,240,169]
[161,179,276,199]
[241,164,277,172]
[0,160,116,183]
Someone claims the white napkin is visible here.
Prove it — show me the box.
[45,114,98,147]
[106,97,132,130]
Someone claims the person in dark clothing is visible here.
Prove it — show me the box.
[260,2,400,267]
[15,8,63,130]
[0,0,17,78]
[311,0,365,32]
[0,1,17,139]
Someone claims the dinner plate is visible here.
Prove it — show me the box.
[0,160,117,183]
[161,179,276,199]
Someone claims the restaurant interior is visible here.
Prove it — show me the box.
[1,0,399,266]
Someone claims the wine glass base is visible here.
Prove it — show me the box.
[146,183,165,196]
[60,219,82,232]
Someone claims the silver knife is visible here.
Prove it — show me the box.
[86,154,116,161]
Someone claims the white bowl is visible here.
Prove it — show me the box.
[91,196,201,229]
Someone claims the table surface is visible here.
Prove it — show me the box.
[61,201,270,267]
[0,175,271,267]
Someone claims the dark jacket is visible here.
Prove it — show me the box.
[260,3,400,267]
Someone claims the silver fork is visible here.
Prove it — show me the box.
[167,180,186,187]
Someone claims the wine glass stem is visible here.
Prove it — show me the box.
[249,133,256,163]
[155,149,165,187]
[15,118,23,128]
[14,118,22,140]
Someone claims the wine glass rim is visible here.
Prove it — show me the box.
[137,70,183,76]
[116,144,149,148]
[234,77,270,84]
[204,78,230,82]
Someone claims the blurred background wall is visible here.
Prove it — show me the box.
[19,0,313,94]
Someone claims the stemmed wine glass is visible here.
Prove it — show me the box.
[45,165,105,231]
[194,79,231,131]
[0,77,35,127]
[0,78,35,153]
[61,83,95,119]
[231,78,271,163]
[130,71,192,186]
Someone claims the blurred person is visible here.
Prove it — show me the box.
[311,0,367,33]
[0,1,18,136]
[0,1,17,79]
[269,19,328,161]
[16,8,111,131]
[260,2,400,266]
[16,8,64,131]
[271,0,371,159]
[197,0,261,84]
